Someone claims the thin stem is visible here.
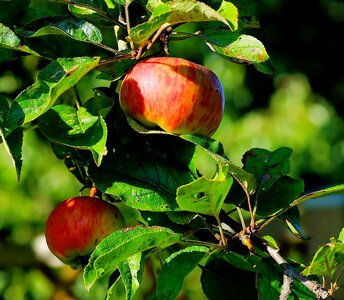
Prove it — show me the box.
[236,206,247,231]
[124,4,136,51]
[169,30,202,41]
[72,86,81,109]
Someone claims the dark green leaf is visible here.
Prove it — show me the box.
[82,89,114,118]
[118,252,145,300]
[0,96,9,129]
[38,104,107,166]
[88,153,195,211]
[84,225,182,290]
[156,246,209,300]
[130,0,230,46]
[0,127,23,181]
[243,147,292,192]
[16,16,103,44]
[223,251,261,272]
[97,58,136,81]
[176,164,233,216]
[105,270,121,300]
[257,259,283,300]
[5,56,100,133]
[201,258,257,300]
[257,176,304,217]
[0,0,30,25]
[200,30,276,74]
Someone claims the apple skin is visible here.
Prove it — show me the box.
[119,57,225,136]
[45,196,123,268]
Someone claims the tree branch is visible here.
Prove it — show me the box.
[266,245,330,299]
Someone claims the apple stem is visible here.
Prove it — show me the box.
[135,23,172,59]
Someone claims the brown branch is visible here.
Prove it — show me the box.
[266,245,330,299]
[280,274,293,300]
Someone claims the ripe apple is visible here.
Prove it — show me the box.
[119,56,225,136]
[45,196,124,268]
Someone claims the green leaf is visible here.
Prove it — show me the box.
[257,259,282,300]
[105,270,121,300]
[217,0,239,31]
[200,30,276,74]
[290,184,344,208]
[68,5,117,27]
[66,0,108,10]
[257,176,304,217]
[38,104,107,166]
[0,23,39,56]
[5,56,100,133]
[302,237,344,277]
[243,147,293,191]
[258,259,316,300]
[339,227,344,243]
[279,207,309,239]
[176,164,233,216]
[223,251,261,272]
[118,252,145,300]
[16,16,103,44]
[0,127,23,182]
[0,95,9,129]
[180,134,257,197]
[88,153,195,211]
[84,225,182,290]
[201,258,257,300]
[0,0,30,25]
[130,0,230,46]
[156,246,209,300]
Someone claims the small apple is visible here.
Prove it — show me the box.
[45,196,123,268]
[119,57,225,136]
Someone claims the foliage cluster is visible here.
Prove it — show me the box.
[1,0,344,299]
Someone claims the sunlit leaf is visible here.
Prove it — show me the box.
[180,134,257,197]
[16,16,103,43]
[290,184,344,208]
[5,56,100,133]
[84,225,182,290]
[0,23,39,56]
[177,164,233,216]
[118,252,145,300]
[279,207,309,239]
[200,30,276,74]
[302,236,344,277]
[156,246,209,300]
[130,0,230,46]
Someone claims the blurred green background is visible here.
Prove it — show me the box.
[1,0,344,299]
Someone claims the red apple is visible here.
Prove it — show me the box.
[45,196,124,268]
[119,57,225,136]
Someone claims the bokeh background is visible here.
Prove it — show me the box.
[1,0,344,299]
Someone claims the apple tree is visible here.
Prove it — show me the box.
[1,0,344,299]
